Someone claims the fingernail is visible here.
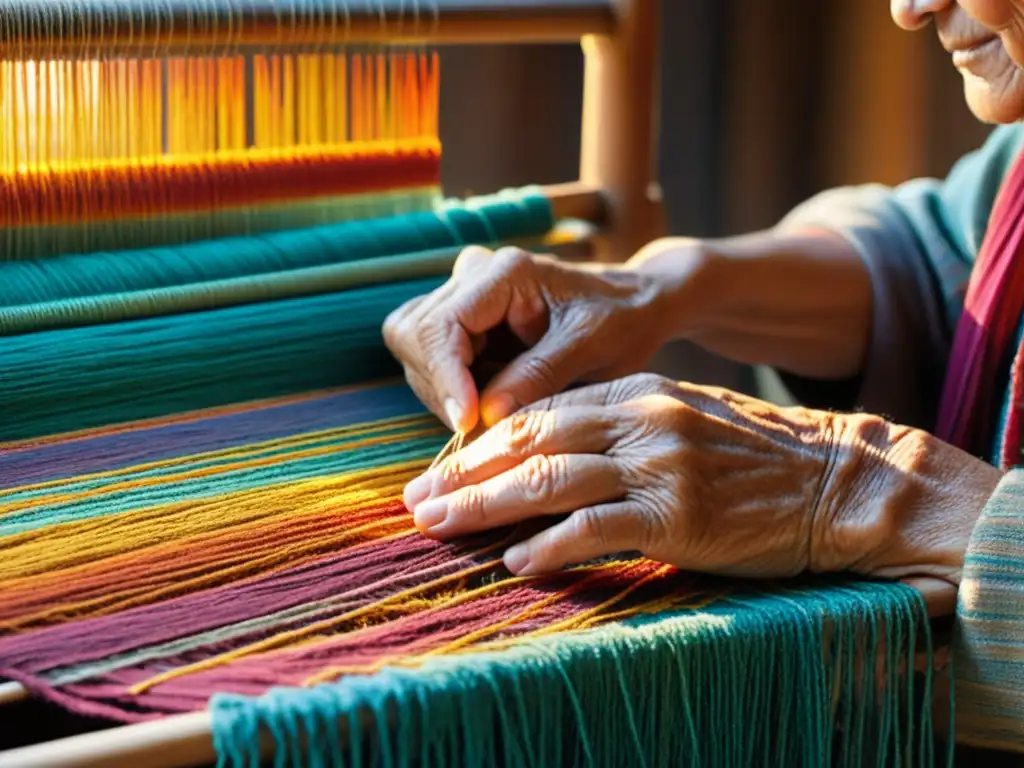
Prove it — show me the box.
[413,497,448,531]
[403,473,434,511]
[482,393,517,427]
[443,398,462,432]
[504,544,531,574]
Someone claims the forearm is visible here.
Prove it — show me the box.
[626,229,874,380]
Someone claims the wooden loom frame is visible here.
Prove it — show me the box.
[0,1,663,766]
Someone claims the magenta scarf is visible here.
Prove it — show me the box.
[935,149,1024,467]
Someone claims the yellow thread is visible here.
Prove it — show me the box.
[0,527,421,633]
[0,51,439,173]
[0,461,426,583]
[0,421,442,515]
[128,552,513,694]
[0,414,437,500]
[337,55,348,143]
[301,569,728,685]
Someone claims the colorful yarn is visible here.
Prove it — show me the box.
[1,188,438,263]
[0,50,441,260]
[0,145,440,230]
[0,382,938,766]
[0,14,945,765]
[0,188,554,309]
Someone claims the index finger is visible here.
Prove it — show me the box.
[415,252,524,432]
[386,287,479,432]
[404,405,619,511]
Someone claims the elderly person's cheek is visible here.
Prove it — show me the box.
[958,0,1024,63]
[958,0,1019,30]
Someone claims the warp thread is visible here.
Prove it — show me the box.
[0,189,554,439]
[0,383,943,767]
[210,581,937,768]
[0,49,443,260]
[0,189,553,309]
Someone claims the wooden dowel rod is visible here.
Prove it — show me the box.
[0,712,216,768]
[542,181,607,226]
[0,682,27,706]
[0,1,616,58]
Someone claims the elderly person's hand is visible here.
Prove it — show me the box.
[404,373,1002,614]
[384,231,882,436]
[382,241,707,435]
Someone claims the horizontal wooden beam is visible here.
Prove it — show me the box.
[0,711,217,768]
[0,1,616,58]
[544,181,608,226]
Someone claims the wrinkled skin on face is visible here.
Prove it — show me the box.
[891,0,1024,122]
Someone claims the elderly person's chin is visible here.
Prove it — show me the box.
[958,47,1024,123]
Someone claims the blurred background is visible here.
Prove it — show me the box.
[435,0,991,399]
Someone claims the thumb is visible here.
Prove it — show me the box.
[478,332,589,426]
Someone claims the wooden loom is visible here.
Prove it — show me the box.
[0,1,674,766]
[0,0,958,766]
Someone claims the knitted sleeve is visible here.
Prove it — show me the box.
[955,467,1024,753]
[772,124,1024,431]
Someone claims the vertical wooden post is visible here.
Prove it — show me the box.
[579,0,664,262]
[817,0,929,188]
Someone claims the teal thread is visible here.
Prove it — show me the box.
[0,188,553,308]
[210,580,938,768]
[0,187,554,439]
[0,278,443,440]
[0,188,440,263]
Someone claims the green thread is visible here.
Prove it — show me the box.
[0,238,553,336]
[0,247,456,336]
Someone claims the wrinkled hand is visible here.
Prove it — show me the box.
[382,242,701,434]
[404,373,997,614]
[406,373,832,578]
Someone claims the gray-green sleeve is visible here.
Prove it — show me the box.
[774,124,1024,429]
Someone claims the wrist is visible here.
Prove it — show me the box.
[623,237,725,340]
[812,414,1000,586]
[637,228,872,379]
